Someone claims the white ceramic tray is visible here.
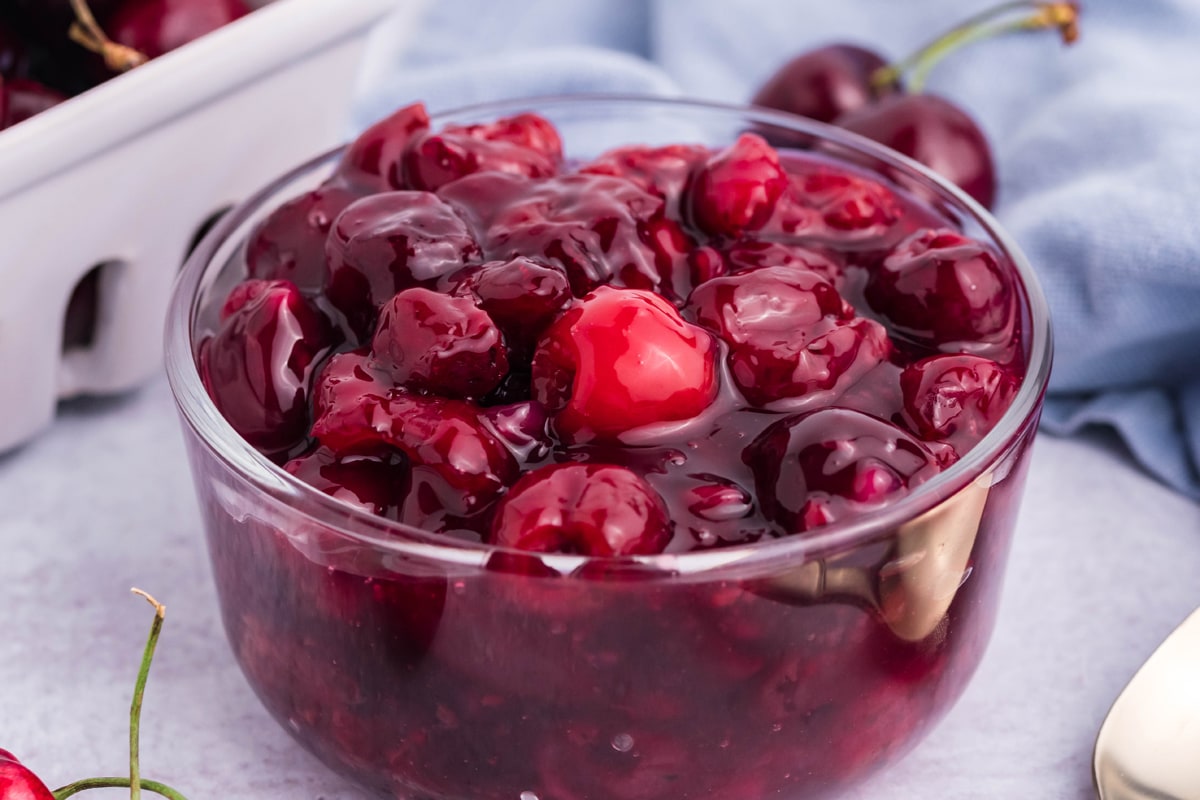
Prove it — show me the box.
[0,0,421,452]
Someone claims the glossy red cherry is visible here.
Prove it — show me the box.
[580,142,708,215]
[750,407,942,532]
[325,191,481,337]
[449,257,573,362]
[244,180,360,292]
[865,227,1014,347]
[0,749,55,800]
[311,351,517,520]
[752,44,894,124]
[401,112,562,191]
[532,286,719,441]
[107,0,251,59]
[490,463,671,556]
[371,287,509,400]
[689,266,889,407]
[284,445,410,519]
[775,155,902,238]
[688,133,788,238]
[337,102,430,191]
[723,240,844,287]
[901,354,1019,452]
[483,173,666,296]
[200,279,335,455]
[837,94,996,209]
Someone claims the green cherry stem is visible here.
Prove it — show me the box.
[53,778,187,800]
[871,1,1080,94]
[128,588,165,800]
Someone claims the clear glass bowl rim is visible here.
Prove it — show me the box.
[164,93,1053,578]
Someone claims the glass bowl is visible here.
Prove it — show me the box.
[165,95,1052,800]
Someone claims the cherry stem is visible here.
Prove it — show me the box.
[53,778,187,800]
[128,588,165,800]
[872,1,1080,94]
[67,0,149,72]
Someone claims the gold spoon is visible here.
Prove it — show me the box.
[1094,608,1200,799]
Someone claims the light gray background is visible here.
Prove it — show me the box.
[1,374,1198,799]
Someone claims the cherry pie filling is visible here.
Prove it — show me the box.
[195,103,1030,799]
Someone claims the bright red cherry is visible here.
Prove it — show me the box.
[752,44,894,124]
[371,288,509,400]
[901,354,1019,453]
[688,133,788,238]
[401,112,562,191]
[107,0,251,59]
[490,463,671,556]
[865,227,1015,347]
[689,266,889,407]
[532,286,719,441]
[837,94,996,209]
[750,407,942,532]
[337,102,430,191]
[199,279,334,455]
[0,749,55,800]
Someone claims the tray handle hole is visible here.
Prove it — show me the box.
[62,262,117,353]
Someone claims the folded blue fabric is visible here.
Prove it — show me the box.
[354,0,1200,499]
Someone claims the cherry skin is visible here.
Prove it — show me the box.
[689,266,890,407]
[107,0,252,59]
[0,749,55,800]
[900,353,1018,453]
[752,43,895,124]
[401,112,562,191]
[371,287,509,400]
[199,279,335,455]
[837,93,996,209]
[865,227,1014,347]
[325,191,481,338]
[337,102,430,191]
[283,445,410,519]
[749,407,942,533]
[531,286,719,442]
[688,133,788,238]
[490,463,672,556]
[244,180,360,292]
[449,257,573,363]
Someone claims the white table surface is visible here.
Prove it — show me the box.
[2,373,1198,799]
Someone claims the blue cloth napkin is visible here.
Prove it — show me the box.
[353,0,1200,499]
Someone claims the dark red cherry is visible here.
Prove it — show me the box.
[325,191,481,338]
[1,79,67,129]
[371,287,509,400]
[749,407,942,533]
[837,94,996,208]
[337,102,430,191]
[0,749,55,800]
[108,0,251,59]
[401,112,562,191]
[688,133,788,238]
[490,463,671,556]
[449,257,573,362]
[483,173,666,296]
[200,279,335,454]
[244,181,360,292]
[752,44,894,124]
[865,227,1014,347]
[723,240,845,287]
[689,267,889,407]
[580,142,708,215]
[900,354,1018,453]
[283,445,410,519]
[532,286,719,441]
[311,352,517,518]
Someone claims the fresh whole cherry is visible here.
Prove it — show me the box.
[752,44,895,125]
[0,749,54,800]
[752,1,1081,208]
[107,0,251,59]
[490,463,672,556]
